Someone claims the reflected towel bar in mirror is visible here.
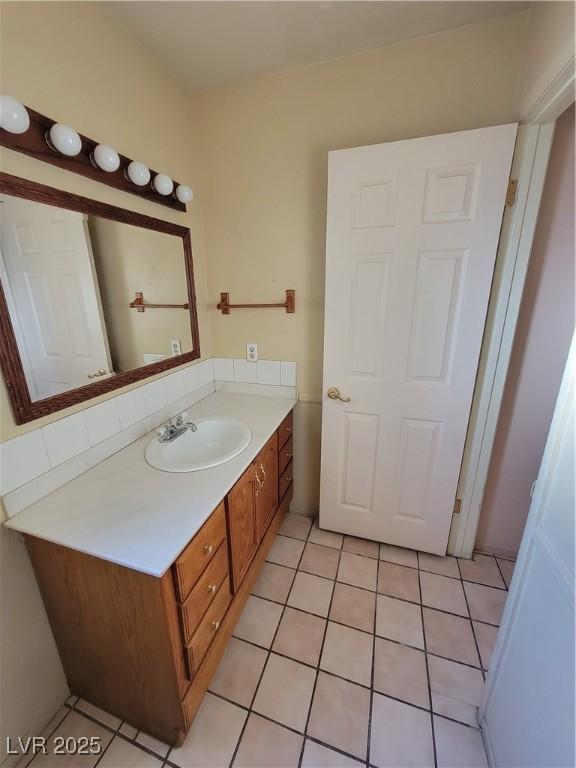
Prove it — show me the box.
[129,291,190,312]
[217,289,295,314]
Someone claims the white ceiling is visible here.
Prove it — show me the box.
[105,1,529,91]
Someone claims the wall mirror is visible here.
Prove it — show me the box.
[0,173,200,424]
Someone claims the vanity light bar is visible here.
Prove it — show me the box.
[0,94,193,212]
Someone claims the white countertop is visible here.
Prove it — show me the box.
[4,392,295,577]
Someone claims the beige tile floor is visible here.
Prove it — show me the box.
[21,516,515,768]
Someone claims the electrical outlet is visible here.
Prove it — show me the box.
[246,343,258,362]
[170,339,182,356]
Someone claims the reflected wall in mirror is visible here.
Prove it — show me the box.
[0,173,200,424]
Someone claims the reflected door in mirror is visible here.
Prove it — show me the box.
[0,195,112,399]
[0,192,193,404]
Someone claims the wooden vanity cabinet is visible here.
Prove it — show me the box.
[226,432,279,592]
[226,462,259,592]
[255,432,278,541]
[24,409,294,748]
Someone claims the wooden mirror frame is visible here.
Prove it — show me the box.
[0,172,201,425]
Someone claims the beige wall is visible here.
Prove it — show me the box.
[476,104,575,557]
[89,218,193,371]
[197,10,529,512]
[0,1,212,443]
[198,11,528,395]
[520,1,575,117]
[0,4,211,759]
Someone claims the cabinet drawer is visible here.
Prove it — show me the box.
[278,411,293,450]
[184,580,232,680]
[278,435,293,476]
[279,459,293,501]
[179,544,229,643]
[173,502,226,602]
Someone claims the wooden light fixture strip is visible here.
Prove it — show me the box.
[0,106,186,212]
[129,292,190,312]
[217,289,295,315]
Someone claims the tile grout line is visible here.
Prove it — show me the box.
[47,534,508,767]
[456,558,487,684]
[366,552,380,768]
[25,707,73,768]
[298,527,345,767]
[417,551,438,768]
[227,628,487,718]
[242,592,489,672]
[227,516,314,767]
[493,555,511,592]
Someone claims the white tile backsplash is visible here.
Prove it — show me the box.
[233,359,258,383]
[116,388,147,430]
[84,399,121,446]
[143,378,167,416]
[257,360,281,385]
[281,361,297,387]
[0,429,51,495]
[1,357,296,517]
[42,413,90,468]
[164,371,186,404]
[213,357,234,382]
[197,359,214,388]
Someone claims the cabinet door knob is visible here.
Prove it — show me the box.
[207,583,218,594]
[259,462,267,481]
[210,620,220,631]
[203,544,214,555]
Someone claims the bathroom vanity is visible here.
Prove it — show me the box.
[6,394,295,746]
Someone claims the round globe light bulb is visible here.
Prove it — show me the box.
[126,160,151,187]
[175,184,193,204]
[92,144,120,173]
[0,94,30,134]
[153,174,174,196]
[49,123,82,156]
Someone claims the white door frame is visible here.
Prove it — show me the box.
[479,330,575,764]
[448,59,575,558]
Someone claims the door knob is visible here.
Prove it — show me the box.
[87,368,108,379]
[327,387,351,402]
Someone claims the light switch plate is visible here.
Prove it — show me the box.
[246,343,258,362]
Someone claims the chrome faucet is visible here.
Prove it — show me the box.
[157,413,198,443]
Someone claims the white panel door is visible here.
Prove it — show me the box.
[481,333,575,767]
[320,124,517,554]
[0,196,112,399]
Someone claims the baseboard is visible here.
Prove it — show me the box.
[288,507,317,519]
[474,544,517,561]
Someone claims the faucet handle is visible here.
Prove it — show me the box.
[157,425,171,441]
[174,411,189,427]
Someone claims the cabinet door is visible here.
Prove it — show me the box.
[226,463,258,592]
[255,433,279,540]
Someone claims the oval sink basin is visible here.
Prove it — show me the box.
[145,417,252,472]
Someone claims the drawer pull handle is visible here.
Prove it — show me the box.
[210,620,220,631]
[283,452,293,459]
[284,476,293,483]
[207,583,218,594]
[285,426,292,432]
[203,544,214,555]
